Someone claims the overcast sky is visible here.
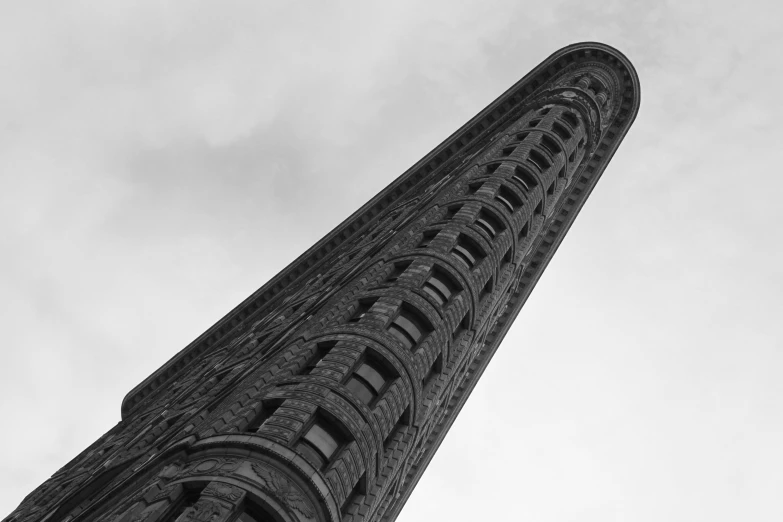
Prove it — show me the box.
[1,1,782,520]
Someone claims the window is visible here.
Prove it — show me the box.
[547,181,555,196]
[384,407,411,450]
[467,181,484,195]
[452,311,470,341]
[443,204,462,221]
[474,208,505,239]
[163,486,202,522]
[539,107,551,116]
[245,400,282,432]
[388,305,433,350]
[236,500,278,522]
[518,222,529,239]
[557,166,565,178]
[562,112,579,128]
[568,149,576,163]
[502,246,513,266]
[295,414,347,470]
[386,260,412,283]
[349,298,377,323]
[553,122,571,141]
[480,277,494,301]
[528,150,551,172]
[512,165,539,191]
[501,146,515,157]
[418,230,438,248]
[495,185,523,214]
[528,119,541,128]
[535,200,543,215]
[515,131,530,142]
[451,234,485,270]
[423,266,462,306]
[341,474,367,515]
[301,341,336,375]
[540,135,561,156]
[422,353,443,389]
[345,355,392,406]
[486,163,501,175]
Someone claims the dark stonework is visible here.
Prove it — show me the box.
[4,42,640,522]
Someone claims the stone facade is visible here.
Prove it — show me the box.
[4,42,640,522]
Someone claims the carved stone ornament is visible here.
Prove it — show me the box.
[250,463,315,518]
[182,500,225,522]
[203,482,244,503]
[177,458,242,479]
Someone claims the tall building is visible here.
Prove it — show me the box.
[6,42,639,522]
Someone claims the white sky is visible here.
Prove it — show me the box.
[1,1,781,520]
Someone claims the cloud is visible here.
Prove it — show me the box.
[2,0,783,520]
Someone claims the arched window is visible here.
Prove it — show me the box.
[474,208,505,239]
[388,304,433,350]
[495,186,523,214]
[451,234,486,270]
[562,112,579,128]
[540,135,561,156]
[552,122,571,141]
[528,150,551,172]
[423,266,462,306]
[513,165,539,192]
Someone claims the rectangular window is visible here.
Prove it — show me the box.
[301,341,336,375]
[341,474,367,515]
[164,486,203,522]
[467,181,483,195]
[384,407,410,451]
[349,297,377,323]
[418,230,439,248]
[480,277,494,301]
[388,305,433,350]
[296,414,347,470]
[451,234,485,270]
[422,353,443,389]
[345,355,392,407]
[518,222,529,239]
[443,204,462,221]
[386,261,412,283]
[245,400,282,432]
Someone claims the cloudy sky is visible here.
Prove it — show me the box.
[1,1,781,520]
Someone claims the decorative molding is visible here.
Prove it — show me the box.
[250,463,316,519]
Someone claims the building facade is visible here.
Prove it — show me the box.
[5,42,640,522]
